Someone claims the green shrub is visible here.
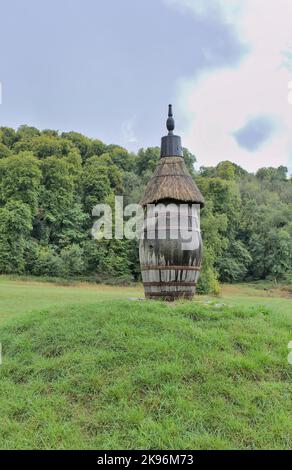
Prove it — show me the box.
[196,265,220,295]
[31,247,63,277]
[59,244,85,277]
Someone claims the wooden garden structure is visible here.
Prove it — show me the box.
[139,105,204,300]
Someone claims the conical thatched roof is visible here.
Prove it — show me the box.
[140,156,204,207]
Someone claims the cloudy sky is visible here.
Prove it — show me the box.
[0,0,291,172]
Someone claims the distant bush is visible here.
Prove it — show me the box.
[196,266,220,295]
[60,244,85,277]
[31,247,63,277]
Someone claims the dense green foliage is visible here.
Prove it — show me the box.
[0,291,291,449]
[0,125,291,291]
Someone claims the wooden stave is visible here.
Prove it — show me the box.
[140,242,202,300]
[139,203,203,300]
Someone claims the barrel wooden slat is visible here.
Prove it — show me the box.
[139,203,202,300]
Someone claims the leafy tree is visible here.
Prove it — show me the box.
[216,161,236,180]
[107,145,136,172]
[197,200,227,294]
[61,131,92,160]
[61,132,106,161]
[0,143,11,159]
[60,244,85,277]
[82,172,112,214]
[256,166,288,182]
[16,125,40,140]
[136,147,160,176]
[216,239,252,282]
[248,227,292,280]
[37,157,75,243]
[58,203,89,247]
[183,148,196,176]
[91,139,107,157]
[31,246,63,277]
[13,135,70,159]
[42,129,59,138]
[123,171,145,205]
[0,127,17,147]
[87,154,123,192]
[83,239,133,282]
[63,150,83,188]
[196,247,220,295]
[0,152,41,212]
[0,200,32,273]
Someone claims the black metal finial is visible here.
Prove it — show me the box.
[160,104,183,158]
[166,104,175,134]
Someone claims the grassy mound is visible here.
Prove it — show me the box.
[0,300,291,449]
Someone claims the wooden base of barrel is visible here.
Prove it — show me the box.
[141,265,201,301]
[139,202,203,301]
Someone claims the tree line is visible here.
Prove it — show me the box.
[0,125,291,293]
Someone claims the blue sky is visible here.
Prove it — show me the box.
[0,0,291,172]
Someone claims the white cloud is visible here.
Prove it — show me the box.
[167,0,292,172]
[164,0,243,22]
[121,117,137,144]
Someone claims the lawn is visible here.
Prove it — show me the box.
[0,276,144,323]
[0,277,291,449]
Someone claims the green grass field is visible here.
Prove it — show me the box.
[0,276,291,449]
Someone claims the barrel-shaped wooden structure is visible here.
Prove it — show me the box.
[140,202,202,300]
[139,154,204,301]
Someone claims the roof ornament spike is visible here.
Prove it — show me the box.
[167,104,175,135]
[160,104,183,158]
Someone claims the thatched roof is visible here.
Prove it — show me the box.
[140,156,204,207]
